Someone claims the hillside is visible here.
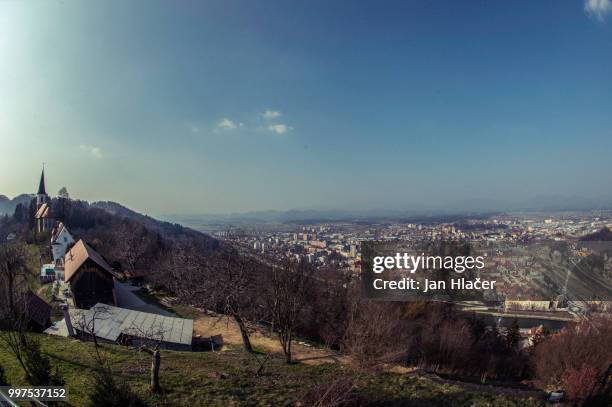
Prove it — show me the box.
[0,334,544,407]
[36,197,222,273]
[92,201,217,244]
[0,193,32,215]
[580,227,612,242]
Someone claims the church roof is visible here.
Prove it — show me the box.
[37,168,46,195]
[34,203,53,219]
[64,239,114,282]
[51,222,69,243]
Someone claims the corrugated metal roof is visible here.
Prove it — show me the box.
[45,304,193,346]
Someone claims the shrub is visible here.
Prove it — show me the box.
[300,376,357,407]
[23,336,64,386]
[88,367,147,407]
[534,317,612,402]
[562,364,600,403]
[0,363,8,386]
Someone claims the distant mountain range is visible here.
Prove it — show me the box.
[2,191,611,224]
[0,194,33,215]
[164,195,612,227]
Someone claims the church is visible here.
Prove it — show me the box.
[34,168,54,233]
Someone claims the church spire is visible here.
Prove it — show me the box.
[37,167,46,195]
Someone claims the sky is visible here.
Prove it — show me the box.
[1,0,611,215]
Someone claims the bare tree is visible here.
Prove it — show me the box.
[0,242,34,382]
[161,242,260,353]
[0,242,30,318]
[112,221,154,272]
[73,304,112,367]
[343,300,409,370]
[125,321,167,393]
[265,260,315,363]
[195,252,258,352]
[73,303,168,393]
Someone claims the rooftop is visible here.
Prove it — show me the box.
[64,239,114,282]
[45,303,194,346]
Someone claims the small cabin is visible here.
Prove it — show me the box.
[64,240,116,309]
[23,290,52,332]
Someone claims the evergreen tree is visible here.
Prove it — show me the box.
[506,318,521,349]
[22,336,64,386]
[0,362,8,386]
[88,367,147,407]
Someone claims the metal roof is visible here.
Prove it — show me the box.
[45,304,193,346]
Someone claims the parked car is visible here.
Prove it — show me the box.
[547,390,565,403]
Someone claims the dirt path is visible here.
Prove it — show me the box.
[421,372,545,399]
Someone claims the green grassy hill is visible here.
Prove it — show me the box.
[0,334,544,407]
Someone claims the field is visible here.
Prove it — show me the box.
[0,334,546,407]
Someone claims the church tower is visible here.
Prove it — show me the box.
[36,167,49,209]
[34,167,53,233]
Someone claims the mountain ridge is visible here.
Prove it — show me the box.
[0,193,33,215]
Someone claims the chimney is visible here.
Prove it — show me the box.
[60,303,75,337]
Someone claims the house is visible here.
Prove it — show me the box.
[504,299,558,312]
[45,303,194,351]
[23,290,52,332]
[51,222,75,266]
[64,239,117,309]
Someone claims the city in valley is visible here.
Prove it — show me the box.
[199,212,612,324]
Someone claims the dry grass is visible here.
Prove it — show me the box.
[192,312,348,365]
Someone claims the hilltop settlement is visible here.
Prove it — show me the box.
[28,169,198,352]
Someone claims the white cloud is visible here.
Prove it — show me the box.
[262,110,282,119]
[217,118,238,130]
[268,124,292,135]
[585,0,611,21]
[79,144,103,159]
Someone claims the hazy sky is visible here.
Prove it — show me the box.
[1,0,611,215]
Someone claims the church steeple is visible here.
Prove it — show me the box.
[36,166,49,209]
[37,167,46,195]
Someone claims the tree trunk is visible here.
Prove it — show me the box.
[285,350,292,364]
[7,275,15,316]
[284,331,293,364]
[233,314,253,353]
[150,350,161,393]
